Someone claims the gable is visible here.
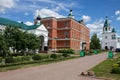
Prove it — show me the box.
[36,24,48,32]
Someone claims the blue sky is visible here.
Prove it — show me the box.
[0,0,120,37]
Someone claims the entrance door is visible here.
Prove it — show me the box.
[105,46,108,50]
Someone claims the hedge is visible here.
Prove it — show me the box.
[111,67,120,74]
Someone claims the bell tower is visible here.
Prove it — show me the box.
[34,10,41,25]
[103,17,111,33]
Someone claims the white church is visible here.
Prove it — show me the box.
[101,17,120,50]
[0,11,49,52]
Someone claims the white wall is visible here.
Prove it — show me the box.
[102,32,117,50]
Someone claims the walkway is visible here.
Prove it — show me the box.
[0,53,107,80]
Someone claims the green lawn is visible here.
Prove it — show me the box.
[90,53,120,80]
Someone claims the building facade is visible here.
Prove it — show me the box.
[41,10,90,51]
[0,16,49,52]
[102,17,120,50]
[0,9,90,52]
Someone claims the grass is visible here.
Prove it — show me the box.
[0,56,79,72]
[90,52,120,80]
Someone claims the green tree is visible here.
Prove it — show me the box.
[90,33,101,49]
[3,25,40,55]
[26,33,40,53]
[0,32,8,57]
[4,26,22,53]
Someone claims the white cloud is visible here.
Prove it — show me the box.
[35,8,65,18]
[32,0,74,12]
[115,10,120,21]
[82,15,91,22]
[86,19,104,38]
[115,10,120,15]
[25,21,33,26]
[0,0,15,13]
[117,16,120,21]
[24,12,29,16]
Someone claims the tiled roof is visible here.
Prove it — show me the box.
[0,17,40,30]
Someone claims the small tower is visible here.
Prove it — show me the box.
[103,17,111,33]
[68,9,74,19]
[34,10,41,25]
[112,28,116,33]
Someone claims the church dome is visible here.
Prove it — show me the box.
[36,15,41,20]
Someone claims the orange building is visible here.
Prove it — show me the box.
[41,10,90,51]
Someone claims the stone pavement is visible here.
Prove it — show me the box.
[0,53,107,80]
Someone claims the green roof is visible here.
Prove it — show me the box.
[0,17,40,30]
[103,18,110,27]
[112,28,116,33]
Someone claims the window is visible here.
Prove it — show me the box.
[65,21,69,27]
[112,34,116,39]
[105,36,107,39]
[118,40,120,42]
[105,43,107,45]
[64,32,68,38]
[118,38,120,42]
[46,22,50,27]
[64,41,68,46]
[105,28,107,31]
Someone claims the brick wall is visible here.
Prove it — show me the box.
[41,18,90,51]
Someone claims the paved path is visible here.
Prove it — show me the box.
[0,53,107,80]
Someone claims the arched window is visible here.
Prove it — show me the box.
[105,27,107,31]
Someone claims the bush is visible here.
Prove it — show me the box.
[57,54,62,58]
[62,53,69,57]
[41,54,50,59]
[5,57,14,63]
[112,63,119,67]
[32,54,42,61]
[14,56,22,62]
[10,53,22,57]
[21,56,30,61]
[50,54,57,59]
[58,48,74,54]
[85,50,92,55]
[89,49,94,53]
[0,57,2,63]
[111,67,120,74]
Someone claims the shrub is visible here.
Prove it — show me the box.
[21,56,30,61]
[50,54,57,59]
[85,50,92,55]
[5,57,14,63]
[67,48,74,54]
[62,53,69,57]
[0,57,2,63]
[32,54,42,61]
[10,53,22,57]
[58,49,66,53]
[112,63,119,67]
[14,56,22,62]
[58,48,74,54]
[89,49,94,53]
[41,54,50,59]
[111,67,120,74]
[57,54,62,58]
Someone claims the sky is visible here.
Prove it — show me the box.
[0,0,120,38]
